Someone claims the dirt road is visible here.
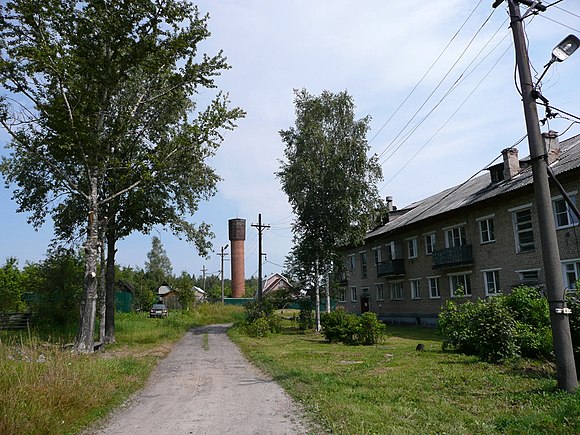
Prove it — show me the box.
[89,324,313,435]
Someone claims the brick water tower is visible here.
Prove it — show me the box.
[228,218,246,298]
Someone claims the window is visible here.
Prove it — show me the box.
[513,208,534,252]
[425,232,436,255]
[518,269,540,284]
[390,282,403,300]
[478,216,495,244]
[407,237,418,259]
[360,252,367,279]
[553,196,579,229]
[372,247,382,266]
[410,279,421,299]
[350,286,357,302]
[348,255,355,272]
[338,288,346,302]
[449,273,472,297]
[483,269,501,296]
[563,261,580,290]
[445,225,466,248]
[375,283,384,301]
[428,277,440,299]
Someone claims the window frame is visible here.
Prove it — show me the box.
[428,276,441,299]
[424,232,436,255]
[552,194,579,229]
[407,237,418,259]
[444,224,466,248]
[511,205,535,253]
[562,260,580,291]
[359,251,367,279]
[410,279,421,299]
[449,272,472,297]
[350,286,358,302]
[483,269,501,296]
[375,283,385,301]
[390,281,403,300]
[338,288,346,302]
[477,214,496,244]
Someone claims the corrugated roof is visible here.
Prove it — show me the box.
[367,134,580,240]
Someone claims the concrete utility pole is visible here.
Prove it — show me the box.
[219,244,229,304]
[200,265,207,294]
[502,0,577,392]
[252,214,270,301]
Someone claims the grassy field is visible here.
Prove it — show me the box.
[230,323,580,434]
[0,304,244,435]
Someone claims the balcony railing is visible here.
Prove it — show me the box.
[432,245,473,269]
[377,259,405,277]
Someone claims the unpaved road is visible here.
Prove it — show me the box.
[89,324,313,435]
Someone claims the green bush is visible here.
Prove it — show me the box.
[438,299,479,355]
[321,309,385,346]
[438,286,555,362]
[243,299,275,324]
[297,298,315,330]
[246,317,271,338]
[470,298,518,362]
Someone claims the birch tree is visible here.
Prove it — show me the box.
[277,89,382,330]
[0,0,243,352]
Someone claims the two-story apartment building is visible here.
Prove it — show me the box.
[338,132,580,326]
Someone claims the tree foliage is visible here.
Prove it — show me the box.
[0,258,25,312]
[277,89,382,327]
[0,0,244,352]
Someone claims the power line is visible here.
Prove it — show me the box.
[368,0,487,148]
[375,8,501,163]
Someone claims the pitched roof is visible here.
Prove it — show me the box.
[367,134,580,241]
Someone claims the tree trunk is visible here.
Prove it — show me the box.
[315,260,321,332]
[105,226,117,344]
[98,223,106,344]
[75,174,100,353]
[325,272,331,313]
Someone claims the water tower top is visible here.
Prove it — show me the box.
[228,218,246,241]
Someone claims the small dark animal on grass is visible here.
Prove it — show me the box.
[415,343,425,351]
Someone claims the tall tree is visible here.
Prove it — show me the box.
[145,236,173,285]
[277,89,383,330]
[0,0,244,352]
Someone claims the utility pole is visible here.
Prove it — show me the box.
[251,213,270,301]
[200,265,207,294]
[218,244,229,304]
[501,0,577,392]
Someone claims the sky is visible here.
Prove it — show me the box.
[2,0,580,282]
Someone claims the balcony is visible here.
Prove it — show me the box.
[432,245,473,269]
[377,259,405,277]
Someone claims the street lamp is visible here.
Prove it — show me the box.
[536,34,580,85]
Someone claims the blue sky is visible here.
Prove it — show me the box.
[1,0,580,281]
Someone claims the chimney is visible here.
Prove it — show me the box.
[543,130,561,164]
[385,196,393,212]
[502,147,520,180]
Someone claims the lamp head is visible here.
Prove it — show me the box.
[551,34,580,62]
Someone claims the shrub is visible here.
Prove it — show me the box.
[470,298,518,362]
[297,299,315,331]
[356,312,387,345]
[246,317,271,338]
[321,309,385,346]
[438,299,479,355]
[243,299,275,325]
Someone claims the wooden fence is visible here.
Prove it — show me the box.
[0,312,32,330]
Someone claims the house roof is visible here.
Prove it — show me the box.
[262,273,292,295]
[367,133,580,241]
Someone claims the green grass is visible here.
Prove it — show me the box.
[229,324,580,434]
[0,304,243,435]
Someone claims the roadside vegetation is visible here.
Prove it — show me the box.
[230,319,580,434]
[0,304,243,435]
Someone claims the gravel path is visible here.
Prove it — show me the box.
[89,324,313,435]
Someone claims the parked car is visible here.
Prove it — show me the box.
[149,303,168,318]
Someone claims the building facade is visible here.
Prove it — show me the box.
[338,132,580,326]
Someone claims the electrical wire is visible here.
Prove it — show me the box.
[374,7,500,162]
[380,43,513,190]
[368,0,487,147]
[379,23,511,168]
[538,15,580,33]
